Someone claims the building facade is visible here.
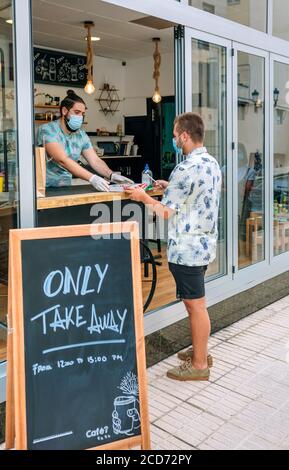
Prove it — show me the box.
[1,0,289,404]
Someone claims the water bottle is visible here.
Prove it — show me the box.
[142,164,152,185]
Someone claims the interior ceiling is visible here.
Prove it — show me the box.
[31,0,175,60]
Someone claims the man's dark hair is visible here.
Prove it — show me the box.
[174,112,205,143]
[60,90,86,116]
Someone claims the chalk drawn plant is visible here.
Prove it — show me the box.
[118,371,139,397]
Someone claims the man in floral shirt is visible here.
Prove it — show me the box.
[125,113,222,381]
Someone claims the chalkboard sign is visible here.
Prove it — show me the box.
[34,47,87,88]
[7,222,150,450]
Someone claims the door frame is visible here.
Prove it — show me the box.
[184,29,272,288]
[184,27,233,288]
[232,42,270,284]
[269,53,289,270]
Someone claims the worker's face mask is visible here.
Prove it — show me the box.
[65,113,83,132]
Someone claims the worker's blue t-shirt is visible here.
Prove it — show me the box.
[37,120,92,187]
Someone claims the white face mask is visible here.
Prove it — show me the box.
[65,114,83,132]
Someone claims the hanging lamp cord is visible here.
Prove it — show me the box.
[85,23,93,82]
[153,39,161,91]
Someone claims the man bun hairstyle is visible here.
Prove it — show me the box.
[174,112,205,143]
[60,89,86,116]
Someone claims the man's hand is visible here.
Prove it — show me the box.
[124,185,147,202]
[111,173,134,185]
[125,185,175,220]
[89,175,110,192]
[154,180,168,190]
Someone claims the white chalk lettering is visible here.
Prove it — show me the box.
[94,264,109,294]
[63,266,83,295]
[87,355,108,364]
[75,305,86,328]
[88,308,127,335]
[116,309,127,335]
[43,264,109,298]
[31,305,61,335]
[57,359,74,369]
[31,304,128,337]
[80,266,94,296]
[32,363,53,376]
[43,271,64,298]
[49,306,67,332]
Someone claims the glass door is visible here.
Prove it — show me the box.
[185,29,232,282]
[232,43,269,281]
[0,0,18,366]
[185,30,270,285]
[271,56,289,260]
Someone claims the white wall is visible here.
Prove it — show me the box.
[123,52,175,116]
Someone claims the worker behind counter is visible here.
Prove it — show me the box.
[37,90,133,191]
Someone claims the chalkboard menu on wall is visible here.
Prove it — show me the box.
[7,223,150,450]
[34,47,87,88]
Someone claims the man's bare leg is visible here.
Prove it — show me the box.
[183,297,211,370]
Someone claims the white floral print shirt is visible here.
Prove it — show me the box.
[161,147,222,267]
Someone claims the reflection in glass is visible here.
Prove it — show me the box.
[273,0,289,42]
[191,38,227,279]
[188,0,267,32]
[273,62,289,256]
[237,52,265,269]
[0,1,18,363]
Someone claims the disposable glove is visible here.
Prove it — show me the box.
[89,175,110,192]
[110,173,134,185]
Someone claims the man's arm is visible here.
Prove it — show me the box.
[82,147,113,180]
[125,187,175,220]
[45,142,93,181]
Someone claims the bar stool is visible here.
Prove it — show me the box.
[246,212,263,259]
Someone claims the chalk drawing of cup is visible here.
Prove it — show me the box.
[112,396,140,436]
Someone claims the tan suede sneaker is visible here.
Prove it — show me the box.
[177,347,213,368]
[167,359,210,382]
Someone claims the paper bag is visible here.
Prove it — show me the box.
[35,147,46,198]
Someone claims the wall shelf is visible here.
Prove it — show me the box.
[98,110,120,114]
[35,104,60,124]
[35,105,60,109]
[96,85,122,116]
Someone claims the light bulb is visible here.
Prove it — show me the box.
[152,89,162,104]
[86,36,100,42]
[84,80,95,95]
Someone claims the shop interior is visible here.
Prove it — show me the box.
[32,0,177,183]
[0,0,182,364]
[31,0,181,317]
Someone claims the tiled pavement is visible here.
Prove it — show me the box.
[1,296,289,451]
[148,297,289,450]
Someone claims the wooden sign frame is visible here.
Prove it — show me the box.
[5,246,15,449]
[6,221,150,450]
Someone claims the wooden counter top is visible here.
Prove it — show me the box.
[37,189,163,210]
